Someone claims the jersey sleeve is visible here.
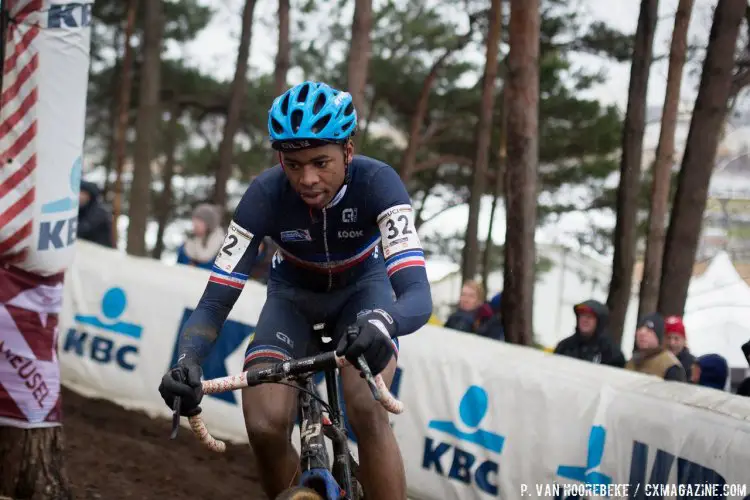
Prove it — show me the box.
[176,180,275,364]
[369,165,433,337]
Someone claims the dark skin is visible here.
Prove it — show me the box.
[279,142,353,209]
[242,140,407,499]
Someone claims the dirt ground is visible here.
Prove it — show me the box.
[62,387,266,500]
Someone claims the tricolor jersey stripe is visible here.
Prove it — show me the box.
[0,0,41,261]
[243,346,291,369]
[273,234,381,273]
[208,266,248,290]
[385,249,425,277]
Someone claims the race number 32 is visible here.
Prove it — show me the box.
[214,221,253,272]
[377,204,421,258]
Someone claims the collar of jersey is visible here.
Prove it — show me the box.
[325,183,347,209]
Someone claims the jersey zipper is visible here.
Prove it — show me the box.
[322,207,333,291]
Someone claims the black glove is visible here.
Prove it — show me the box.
[336,309,396,376]
[158,359,204,417]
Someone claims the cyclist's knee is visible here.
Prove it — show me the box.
[342,362,396,439]
[241,383,296,445]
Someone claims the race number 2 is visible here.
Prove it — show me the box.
[377,204,422,258]
[214,221,253,273]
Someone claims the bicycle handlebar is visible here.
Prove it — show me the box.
[174,351,404,453]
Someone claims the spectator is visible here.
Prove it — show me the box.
[554,300,625,367]
[475,292,504,341]
[690,354,729,390]
[737,378,750,397]
[664,315,695,380]
[176,203,225,271]
[626,313,685,382]
[444,280,484,333]
[77,180,114,248]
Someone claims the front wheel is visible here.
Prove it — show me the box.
[275,486,325,500]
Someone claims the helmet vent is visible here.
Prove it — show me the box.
[271,117,284,134]
[280,93,290,115]
[313,93,327,114]
[344,103,354,116]
[311,114,331,134]
[290,109,304,132]
[297,83,310,103]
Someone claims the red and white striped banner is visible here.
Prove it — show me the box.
[0,0,92,428]
[0,0,92,276]
[0,0,42,264]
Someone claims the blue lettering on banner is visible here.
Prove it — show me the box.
[628,441,740,500]
[48,3,92,28]
[421,385,505,496]
[554,426,747,500]
[38,157,82,250]
[64,287,141,371]
[169,309,255,405]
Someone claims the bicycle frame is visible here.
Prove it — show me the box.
[296,368,355,498]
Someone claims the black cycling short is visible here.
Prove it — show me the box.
[243,267,400,370]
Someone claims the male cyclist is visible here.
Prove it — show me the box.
[159,81,432,499]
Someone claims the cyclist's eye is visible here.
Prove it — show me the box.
[314,160,329,169]
[285,163,300,170]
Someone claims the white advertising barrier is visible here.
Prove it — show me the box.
[0,0,93,274]
[59,242,750,499]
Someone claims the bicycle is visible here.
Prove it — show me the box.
[169,325,404,500]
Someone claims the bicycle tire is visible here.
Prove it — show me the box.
[275,486,325,500]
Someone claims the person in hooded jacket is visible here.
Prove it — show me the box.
[77,180,114,248]
[626,313,686,381]
[554,300,625,367]
[689,353,729,390]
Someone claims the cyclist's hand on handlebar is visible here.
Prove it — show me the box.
[336,309,396,376]
[158,359,203,417]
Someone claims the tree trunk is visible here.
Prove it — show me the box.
[274,0,290,95]
[638,0,694,320]
[482,85,508,287]
[0,426,71,499]
[152,100,182,260]
[502,0,539,346]
[399,26,475,184]
[346,0,373,117]
[606,0,658,343]
[213,0,257,209]
[462,0,503,284]
[658,0,746,315]
[102,15,125,199]
[110,0,138,248]
[125,0,163,256]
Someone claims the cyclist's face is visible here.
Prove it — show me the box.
[281,143,353,209]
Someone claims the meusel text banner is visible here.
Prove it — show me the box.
[58,242,750,499]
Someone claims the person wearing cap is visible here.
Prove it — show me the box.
[690,353,729,390]
[554,300,625,367]
[664,315,695,380]
[626,313,686,381]
[176,203,226,270]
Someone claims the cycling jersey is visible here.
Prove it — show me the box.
[177,155,433,363]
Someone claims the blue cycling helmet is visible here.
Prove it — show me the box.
[268,81,357,151]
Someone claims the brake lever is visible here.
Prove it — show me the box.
[170,396,181,440]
